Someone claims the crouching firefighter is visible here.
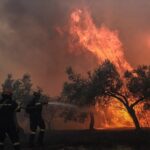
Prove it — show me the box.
[0,90,21,150]
[26,91,46,147]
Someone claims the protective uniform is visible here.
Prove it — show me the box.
[26,92,45,147]
[0,92,20,150]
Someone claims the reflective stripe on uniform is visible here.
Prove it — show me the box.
[40,129,45,132]
[13,142,20,146]
[31,131,36,134]
[36,102,41,105]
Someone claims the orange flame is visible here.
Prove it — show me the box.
[69,9,132,74]
[68,8,149,128]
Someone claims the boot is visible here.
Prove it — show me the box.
[0,143,4,150]
[37,130,45,146]
[13,142,21,150]
[29,133,36,148]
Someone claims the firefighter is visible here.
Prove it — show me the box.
[0,90,20,150]
[26,91,46,147]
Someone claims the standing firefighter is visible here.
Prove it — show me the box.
[26,91,46,147]
[0,90,20,150]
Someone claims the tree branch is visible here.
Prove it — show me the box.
[106,92,127,107]
[130,97,145,108]
[115,92,129,105]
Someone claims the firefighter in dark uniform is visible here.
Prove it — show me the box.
[26,91,46,147]
[0,90,20,150]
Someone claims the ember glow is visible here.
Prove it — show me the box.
[95,100,134,128]
[68,8,149,128]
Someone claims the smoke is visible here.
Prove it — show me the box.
[0,0,150,95]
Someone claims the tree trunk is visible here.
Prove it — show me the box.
[89,112,95,130]
[126,106,141,130]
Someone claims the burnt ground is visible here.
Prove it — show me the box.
[4,128,150,150]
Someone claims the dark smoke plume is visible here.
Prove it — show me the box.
[0,0,149,95]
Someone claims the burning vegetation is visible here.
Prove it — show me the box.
[62,61,150,129]
[0,8,149,131]
[61,8,150,130]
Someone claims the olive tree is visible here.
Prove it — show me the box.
[62,60,150,129]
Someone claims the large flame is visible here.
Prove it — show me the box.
[69,8,132,74]
[68,8,149,128]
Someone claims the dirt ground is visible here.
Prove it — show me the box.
[3,129,150,150]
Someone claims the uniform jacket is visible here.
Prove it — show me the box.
[26,97,43,120]
[0,96,18,125]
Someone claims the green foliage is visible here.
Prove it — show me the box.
[63,61,150,107]
[2,74,14,91]
[60,108,88,123]
[62,60,123,106]
[126,65,150,101]
[89,60,122,97]
[2,74,49,105]
[62,60,150,128]
[62,67,90,106]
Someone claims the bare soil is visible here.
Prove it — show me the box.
[4,128,150,150]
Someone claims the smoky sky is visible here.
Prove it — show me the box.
[0,0,150,96]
